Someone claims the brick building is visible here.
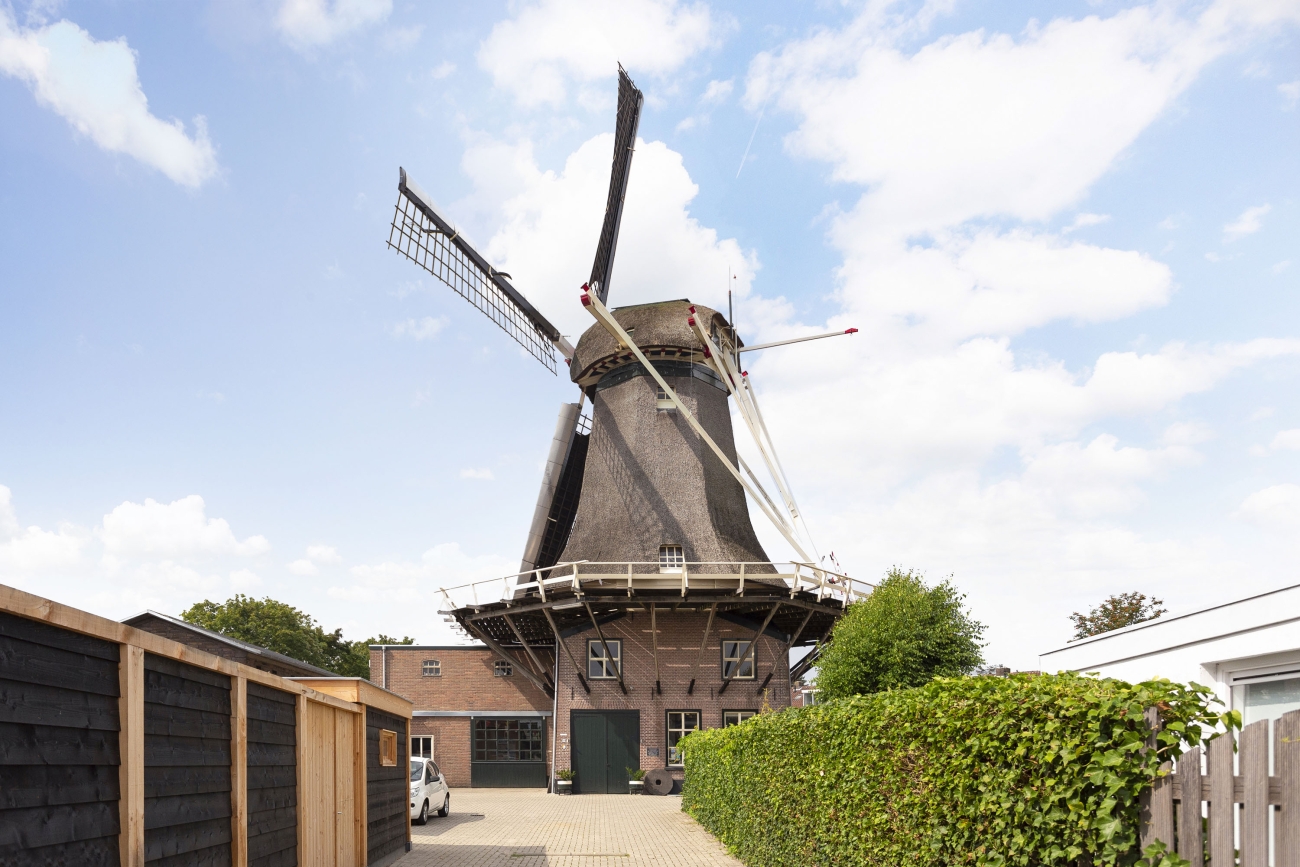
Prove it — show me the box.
[371,644,551,788]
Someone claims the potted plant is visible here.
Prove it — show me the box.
[627,767,645,795]
[554,768,573,795]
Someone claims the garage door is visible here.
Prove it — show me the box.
[571,710,639,794]
[470,717,548,787]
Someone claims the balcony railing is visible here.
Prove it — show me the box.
[436,561,873,614]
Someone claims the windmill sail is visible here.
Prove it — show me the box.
[388,168,568,373]
[587,66,644,306]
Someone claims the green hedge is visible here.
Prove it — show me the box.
[681,673,1229,866]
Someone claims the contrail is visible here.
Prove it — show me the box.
[736,97,768,179]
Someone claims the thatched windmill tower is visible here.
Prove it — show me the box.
[387,67,868,794]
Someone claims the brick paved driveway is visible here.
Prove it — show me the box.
[405,788,743,867]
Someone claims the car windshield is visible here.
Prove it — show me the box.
[410,762,423,783]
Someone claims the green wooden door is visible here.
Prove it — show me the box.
[571,711,640,793]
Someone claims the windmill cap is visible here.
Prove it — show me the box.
[568,299,739,388]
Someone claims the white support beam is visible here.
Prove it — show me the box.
[580,290,812,563]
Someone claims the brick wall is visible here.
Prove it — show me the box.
[376,646,552,789]
[553,608,790,780]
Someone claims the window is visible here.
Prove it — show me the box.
[659,544,684,573]
[379,729,397,767]
[494,660,513,677]
[722,641,755,679]
[411,735,432,759]
[667,711,701,766]
[588,639,622,679]
[422,659,441,677]
[656,386,675,411]
[473,719,544,761]
[723,711,756,727]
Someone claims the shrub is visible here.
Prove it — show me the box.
[814,568,986,699]
[681,673,1229,866]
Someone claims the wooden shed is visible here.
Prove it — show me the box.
[0,584,413,867]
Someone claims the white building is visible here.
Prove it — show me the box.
[1039,583,1300,727]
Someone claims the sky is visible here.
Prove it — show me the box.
[0,0,1297,671]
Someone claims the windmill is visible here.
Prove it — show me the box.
[386,66,865,736]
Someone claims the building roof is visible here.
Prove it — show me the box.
[368,644,487,650]
[122,610,339,678]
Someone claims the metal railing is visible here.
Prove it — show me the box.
[435,561,873,614]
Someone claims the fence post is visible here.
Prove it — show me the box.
[118,644,144,867]
[1242,720,1269,867]
[1177,746,1204,867]
[231,676,248,867]
[1279,710,1299,867]
[1140,707,1175,852]
[1207,728,1235,866]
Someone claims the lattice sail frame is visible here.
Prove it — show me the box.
[587,66,644,306]
[388,169,563,373]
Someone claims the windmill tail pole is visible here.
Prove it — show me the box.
[738,328,858,354]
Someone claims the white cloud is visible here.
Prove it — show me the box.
[1271,429,1300,451]
[229,568,262,590]
[1275,260,1293,273]
[392,315,449,340]
[1237,484,1300,532]
[1223,203,1271,241]
[1063,212,1111,233]
[700,78,733,104]
[478,0,722,106]
[99,494,270,560]
[0,485,87,573]
[287,558,318,576]
[460,468,494,480]
[431,60,455,80]
[0,10,218,187]
[1280,79,1300,108]
[306,544,341,563]
[462,134,758,342]
[275,0,391,51]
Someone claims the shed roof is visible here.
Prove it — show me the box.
[122,609,339,678]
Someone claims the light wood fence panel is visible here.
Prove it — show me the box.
[1141,710,1298,866]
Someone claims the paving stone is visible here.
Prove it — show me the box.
[406,788,743,867]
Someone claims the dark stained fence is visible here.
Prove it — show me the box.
[246,683,297,867]
[366,706,409,866]
[0,610,122,867]
[143,653,232,867]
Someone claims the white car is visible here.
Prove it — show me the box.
[410,757,450,824]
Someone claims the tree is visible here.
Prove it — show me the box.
[814,568,986,699]
[181,595,413,679]
[1069,592,1165,640]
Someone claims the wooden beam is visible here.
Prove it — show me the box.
[719,603,780,696]
[231,677,248,867]
[503,612,555,688]
[118,644,144,867]
[541,607,589,693]
[755,671,774,696]
[650,603,661,695]
[785,609,815,651]
[295,693,307,867]
[687,603,717,696]
[354,708,367,867]
[464,621,554,697]
[584,601,627,694]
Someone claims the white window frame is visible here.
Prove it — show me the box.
[421,659,441,677]
[723,710,756,727]
[587,639,622,679]
[667,710,701,767]
[722,640,755,679]
[656,386,675,411]
[411,735,433,759]
[659,544,684,573]
[493,660,513,677]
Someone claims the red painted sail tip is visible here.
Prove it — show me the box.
[845,327,858,334]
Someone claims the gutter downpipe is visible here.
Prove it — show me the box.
[550,642,559,792]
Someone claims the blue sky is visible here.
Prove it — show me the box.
[1,0,1296,669]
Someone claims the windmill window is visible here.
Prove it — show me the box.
[656,386,675,411]
[666,710,700,766]
[723,710,756,727]
[659,544,684,573]
[494,660,513,677]
[422,659,441,677]
[587,639,622,679]
[722,641,755,679]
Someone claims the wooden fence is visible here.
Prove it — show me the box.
[1141,708,1299,866]
[0,584,412,867]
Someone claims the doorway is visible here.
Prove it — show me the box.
[571,710,639,794]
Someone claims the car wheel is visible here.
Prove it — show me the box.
[437,794,449,818]
[415,799,428,825]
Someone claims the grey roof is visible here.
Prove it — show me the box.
[122,610,338,677]
[369,644,487,650]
